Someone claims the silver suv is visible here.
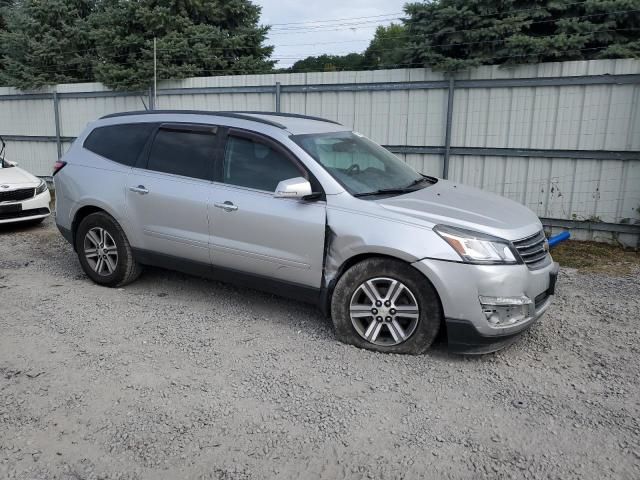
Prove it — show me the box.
[54,111,559,354]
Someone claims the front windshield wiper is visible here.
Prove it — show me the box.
[353,177,429,197]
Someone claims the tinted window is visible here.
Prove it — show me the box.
[223,136,303,191]
[84,123,155,166]
[147,128,217,180]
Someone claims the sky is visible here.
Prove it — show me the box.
[257,0,409,68]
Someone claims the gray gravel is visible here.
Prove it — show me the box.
[1,217,639,479]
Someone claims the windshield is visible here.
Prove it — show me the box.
[292,131,431,196]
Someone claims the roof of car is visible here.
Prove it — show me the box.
[99,110,348,135]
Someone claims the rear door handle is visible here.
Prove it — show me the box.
[214,201,238,212]
[129,185,149,195]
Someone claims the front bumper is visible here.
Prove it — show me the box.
[0,190,51,224]
[412,257,559,354]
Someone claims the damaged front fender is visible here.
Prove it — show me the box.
[318,203,456,315]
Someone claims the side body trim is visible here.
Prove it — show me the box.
[132,248,321,305]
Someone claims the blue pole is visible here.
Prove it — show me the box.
[548,231,571,248]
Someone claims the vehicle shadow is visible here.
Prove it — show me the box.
[124,265,462,360]
[0,219,48,234]
[132,264,336,331]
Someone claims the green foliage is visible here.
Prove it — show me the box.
[1,0,638,86]
[288,53,365,72]
[90,0,274,91]
[0,0,95,89]
[403,0,640,72]
[0,0,9,79]
[0,1,10,30]
[0,0,274,90]
[363,23,409,68]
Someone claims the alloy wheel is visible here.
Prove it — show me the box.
[349,277,420,346]
[83,227,118,276]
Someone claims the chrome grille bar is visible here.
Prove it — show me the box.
[512,230,549,269]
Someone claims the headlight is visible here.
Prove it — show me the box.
[36,179,48,195]
[434,225,519,265]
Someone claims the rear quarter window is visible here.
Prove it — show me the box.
[83,123,156,166]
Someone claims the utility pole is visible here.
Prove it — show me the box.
[153,37,157,110]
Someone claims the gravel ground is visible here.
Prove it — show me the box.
[1,217,639,480]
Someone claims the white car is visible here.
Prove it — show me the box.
[0,138,51,225]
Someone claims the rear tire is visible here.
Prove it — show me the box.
[75,212,142,287]
[331,258,441,354]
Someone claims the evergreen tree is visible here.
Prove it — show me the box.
[0,0,11,30]
[0,1,9,80]
[363,23,408,68]
[90,0,274,91]
[0,0,95,89]
[404,0,640,72]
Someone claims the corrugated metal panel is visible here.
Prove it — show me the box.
[445,154,640,224]
[0,98,55,136]
[59,95,148,137]
[0,59,638,228]
[2,140,58,176]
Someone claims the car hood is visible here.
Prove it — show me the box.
[0,166,39,187]
[376,179,542,241]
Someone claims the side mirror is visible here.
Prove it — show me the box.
[274,177,312,199]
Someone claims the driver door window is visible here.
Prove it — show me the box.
[223,135,305,191]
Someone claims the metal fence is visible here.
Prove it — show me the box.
[1,59,639,245]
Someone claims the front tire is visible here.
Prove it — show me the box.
[75,212,142,287]
[331,258,441,354]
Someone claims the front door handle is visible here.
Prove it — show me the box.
[129,185,149,195]
[214,201,238,212]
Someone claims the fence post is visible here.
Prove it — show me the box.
[52,91,62,160]
[443,77,455,179]
[148,87,155,110]
[275,82,281,113]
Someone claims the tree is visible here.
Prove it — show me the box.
[0,0,11,30]
[404,0,640,72]
[288,53,365,72]
[90,0,274,91]
[0,1,10,80]
[363,23,409,68]
[0,0,95,89]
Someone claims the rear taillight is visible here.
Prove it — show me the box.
[53,160,67,176]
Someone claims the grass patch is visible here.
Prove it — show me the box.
[552,240,640,275]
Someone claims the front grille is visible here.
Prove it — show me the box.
[0,188,35,203]
[513,230,549,269]
[0,207,49,221]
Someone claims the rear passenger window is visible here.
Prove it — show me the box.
[84,123,155,166]
[147,128,217,180]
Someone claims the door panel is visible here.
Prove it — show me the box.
[124,124,219,264]
[126,169,211,264]
[209,184,326,287]
[209,129,326,288]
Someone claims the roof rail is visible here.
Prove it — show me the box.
[99,110,287,129]
[236,111,342,126]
